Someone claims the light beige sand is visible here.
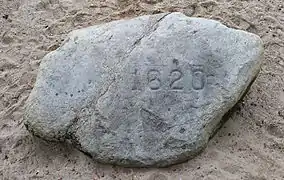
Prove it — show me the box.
[0,0,284,179]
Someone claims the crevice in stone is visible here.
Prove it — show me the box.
[117,12,171,67]
[95,77,116,106]
[64,77,116,141]
[64,113,80,141]
[63,13,172,154]
[132,12,170,48]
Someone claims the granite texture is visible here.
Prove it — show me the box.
[24,12,263,167]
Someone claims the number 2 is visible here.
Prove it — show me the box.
[169,70,183,90]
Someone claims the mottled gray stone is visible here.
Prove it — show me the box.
[24,12,263,167]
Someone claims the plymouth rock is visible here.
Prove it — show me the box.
[24,12,263,167]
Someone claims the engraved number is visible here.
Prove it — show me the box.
[131,62,207,91]
[147,69,161,90]
[192,69,205,90]
[169,70,183,90]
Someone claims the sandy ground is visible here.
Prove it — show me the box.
[0,0,284,179]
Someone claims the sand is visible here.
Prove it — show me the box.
[0,0,283,179]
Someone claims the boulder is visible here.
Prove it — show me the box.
[24,12,263,167]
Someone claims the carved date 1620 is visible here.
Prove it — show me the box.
[131,60,207,92]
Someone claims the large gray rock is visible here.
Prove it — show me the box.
[24,12,263,167]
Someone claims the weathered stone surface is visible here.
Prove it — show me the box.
[24,12,263,167]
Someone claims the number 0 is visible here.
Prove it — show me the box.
[192,69,205,90]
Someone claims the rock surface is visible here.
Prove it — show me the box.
[24,12,263,167]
